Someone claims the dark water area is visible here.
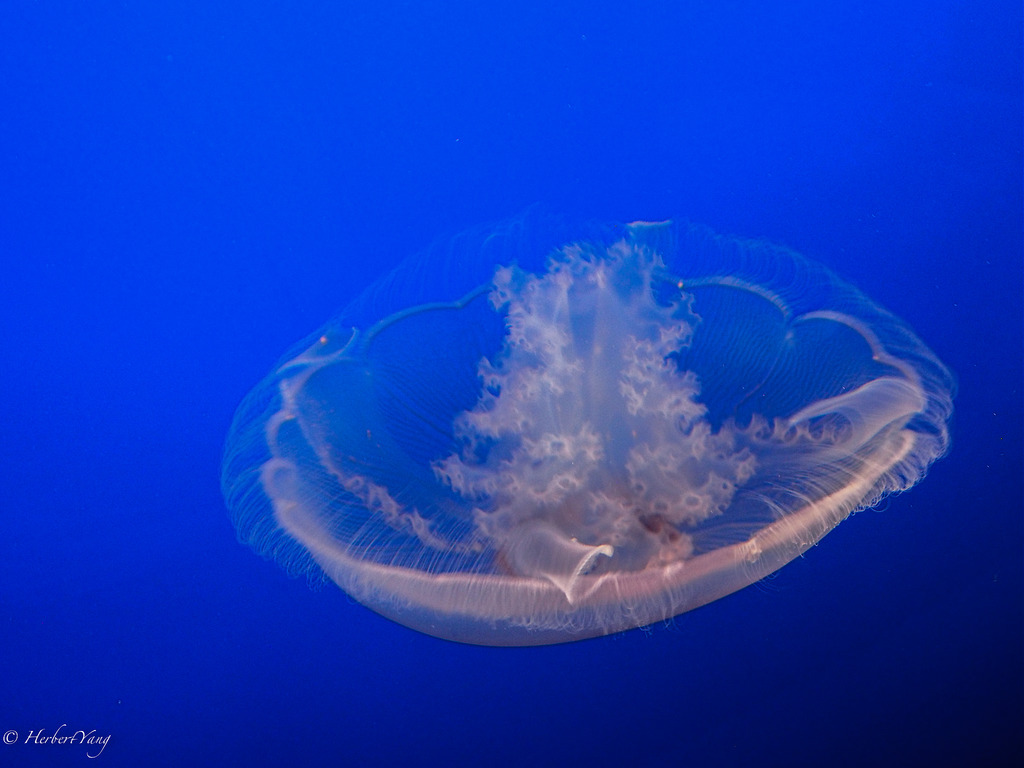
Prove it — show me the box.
[1,2,1020,766]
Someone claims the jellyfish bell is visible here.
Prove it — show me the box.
[221,218,955,646]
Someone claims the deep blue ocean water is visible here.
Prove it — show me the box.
[1,2,1020,766]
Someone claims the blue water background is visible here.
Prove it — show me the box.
[1,2,1020,766]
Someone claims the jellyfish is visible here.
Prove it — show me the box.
[221,217,954,646]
